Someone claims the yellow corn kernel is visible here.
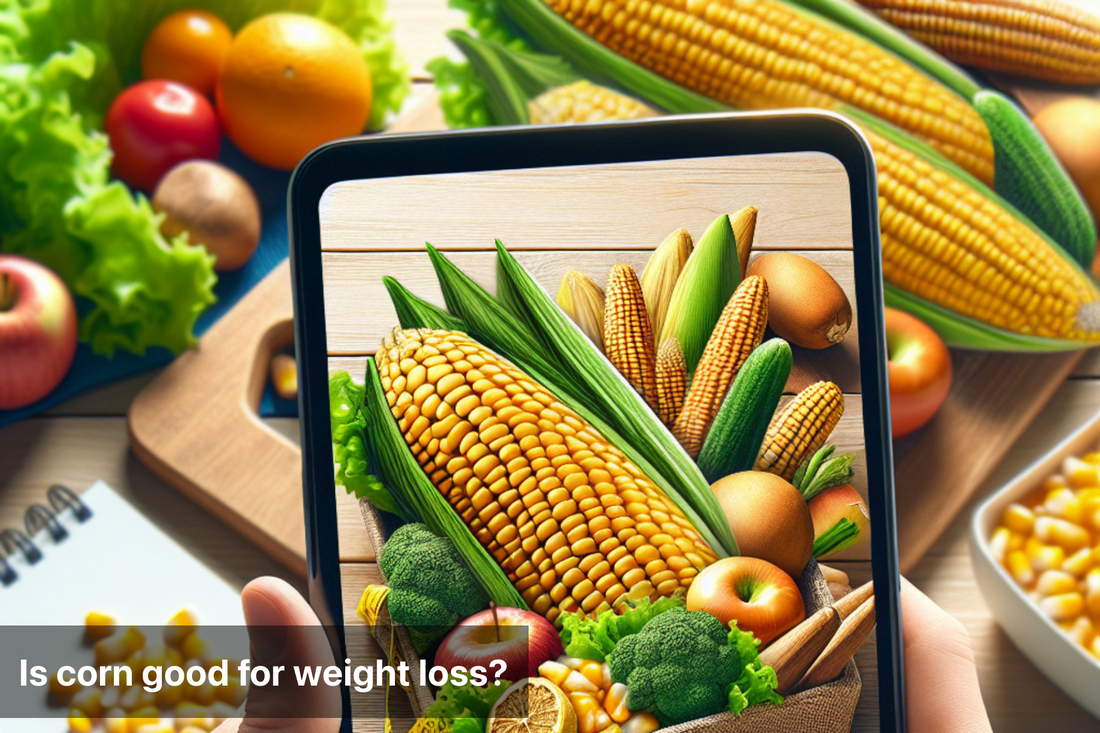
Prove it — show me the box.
[85,611,117,641]
[269,354,298,401]
[1084,452,1100,466]
[67,710,92,733]
[604,683,630,723]
[134,725,174,733]
[1037,569,1078,597]
[989,527,1011,564]
[558,270,607,352]
[755,381,844,481]
[654,338,687,428]
[561,670,600,694]
[538,660,571,687]
[674,276,768,458]
[621,712,660,733]
[1040,592,1085,622]
[1007,550,1035,587]
[1002,504,1036,535]
[1026,537,1066,572]
[558,656,585,670]
[1043,475,1069,491]
[577,661,605,689]
[103,708,128,733]
[49,669,81,695]
[605,265,659,411]
[128,706,160,728]
[570,691,612,733]
[180,634,209,664]
[1063,547,1094,578]
[118,684,143,712]
[1064,456,1100,488]
[1086,570,1100,617]
[1045,488,1084,524]
[180,727,213,733]
[96,626,145,667]
[1034,516,1091,552]
[70,687,104,718]
[528,81,657,125]
[1066,617,1096,649]
[164,609,198,648]
[216,676,247,707]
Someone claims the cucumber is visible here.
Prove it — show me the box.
[697,339,793,483]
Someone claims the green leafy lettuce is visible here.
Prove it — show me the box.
[0,0,409,356]
[726,621,783,715]
[425,679,509,733]
[330,370,401,515]
[558,595,685,662]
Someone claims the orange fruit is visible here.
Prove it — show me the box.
[215,14,372,171]
[141,10,233,96]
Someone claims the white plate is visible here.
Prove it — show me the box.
[971,415,1100,719]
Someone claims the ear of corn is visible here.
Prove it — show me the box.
[756,381,845,481]
[673,276,769,458]
[854,0,1100,85]
[660,214,741,373]
[640,228,693,339]
[373,329,720,622]
[496,240,738,555]
[557,270,606,352]
[529,80,657,124]
[697,338,793,483]
[973,90,1096,268]
[731,206,758,282]
[857,114,1100,348]
[503,0,995,185]
[655,338,688,427]
[605,265,659,411]
[383,276,466,332]
[363,353,526,610]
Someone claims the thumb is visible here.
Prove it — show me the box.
[214,577,341,733]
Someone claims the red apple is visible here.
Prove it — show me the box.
[808,484,870,560]
[434,606,563,683]
[885,307,952,438]
[686,557,805,647]
[0,256,77,410]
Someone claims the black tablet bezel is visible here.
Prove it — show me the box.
[288,111,903,732]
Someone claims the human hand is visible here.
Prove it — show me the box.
[901,577,992,733]
[213,577,341,733]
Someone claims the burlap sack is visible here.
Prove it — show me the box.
[359,499,862,730]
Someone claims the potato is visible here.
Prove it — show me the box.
[154,161,261,272]
[747,253,851,349]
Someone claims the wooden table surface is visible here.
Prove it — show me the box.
[4,2,1100,731]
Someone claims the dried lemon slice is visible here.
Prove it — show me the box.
[487,677,577,733]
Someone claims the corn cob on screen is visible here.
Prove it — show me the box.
[310,145,889,731]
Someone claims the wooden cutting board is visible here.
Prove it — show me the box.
[126,88,1084,575]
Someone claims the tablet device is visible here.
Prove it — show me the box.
[290,112,902,732]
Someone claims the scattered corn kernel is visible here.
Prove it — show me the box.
[1002,504,1035,535]
[1045,488,1084,524]
[578,661,605,689]
[1037,569,1078,596]
[988,527,1011,564]
[1064,456,1100,487]
[49,669,81,695]
[1026,537,1066,572]
[539,661,571,687]
[164,609,198,648]
[1007,550,1035,587]
[96,627,146,667]
[70,687,104,718]
[85,612,117,641]
[180,633,209,664]
[604,683,630,723]
[270,354,298,401]
[1040,592,1085,622]
[561,670,600,694]
[1035,516,1091,551]
[67,710,92,733]
[1063,547,1094,577]
[621,712,660,733]
[103,708,128,733]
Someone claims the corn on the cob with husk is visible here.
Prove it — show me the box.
[857,0,1100,85]
[605,265,660,411]
[374,328,719,623]
[655,338,688,427]
[557,270,606,351]
[529,80,658,124]
[673,276,770,458]
[521,0,996,185]
[756,381,845,481]
[641,228,693,339]
[732,205,758,280]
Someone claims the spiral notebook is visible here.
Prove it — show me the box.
[0,481,245,626]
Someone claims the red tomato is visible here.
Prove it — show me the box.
[885,307,953,439]
[105,81,221,191]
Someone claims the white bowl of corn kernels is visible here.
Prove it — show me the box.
[972,417,1100,718]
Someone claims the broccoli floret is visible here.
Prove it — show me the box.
[379,524,488,641]
[607,607,741,725]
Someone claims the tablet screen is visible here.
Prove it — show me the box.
[316,144,890,731]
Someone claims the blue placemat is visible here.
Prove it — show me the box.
[0,140,299,427]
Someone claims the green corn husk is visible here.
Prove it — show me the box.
[363,356,527,610]
[660,214,742,373]
[495,239,738,555]
[383,276,465,332]
[640,228,693,341]
[697,339,793,483]
[973,90,1096,268]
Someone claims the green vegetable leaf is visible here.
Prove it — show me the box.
[558,595,684,662]
[726,621,783,715]
[812,518,861,558]
[330,370,401,515]
[426,679,509,731]
[792,445,855,501]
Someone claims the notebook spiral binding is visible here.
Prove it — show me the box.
[1,485,91,588]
